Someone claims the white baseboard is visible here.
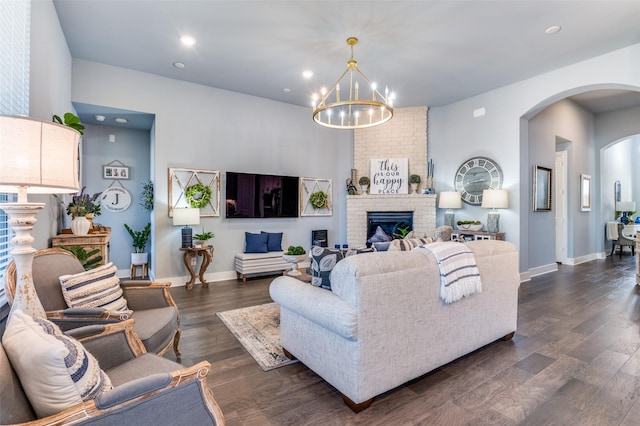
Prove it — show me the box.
[564,252,601,265]
[528,263,559,278]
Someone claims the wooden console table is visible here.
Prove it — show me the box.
[179,246,214,290]
[52,233,110,266]
[451,230,505,241]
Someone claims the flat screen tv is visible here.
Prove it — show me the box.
[226,172,299,218]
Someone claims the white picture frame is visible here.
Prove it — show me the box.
[369,158,409,195]
[168,167,221,217]
[299,177,332,216]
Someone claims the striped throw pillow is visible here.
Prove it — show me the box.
[2,309,112,418]
[388,237,433,251]
[59,262,128,311]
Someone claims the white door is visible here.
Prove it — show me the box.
[555,151,568,263]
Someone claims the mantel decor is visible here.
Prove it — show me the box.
[168,168,220,217]
[370,158,408,195]
[311,37,394,130]
[300,177,332,216]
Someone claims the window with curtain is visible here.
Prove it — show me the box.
[0,0,30,301]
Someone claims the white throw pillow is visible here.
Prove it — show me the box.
[2,309,112,418]
[59,262,128,311]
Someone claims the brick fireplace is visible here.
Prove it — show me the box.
[347,106,436,247]
[346,194,437,247]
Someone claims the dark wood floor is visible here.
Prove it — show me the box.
[167,255,640,425]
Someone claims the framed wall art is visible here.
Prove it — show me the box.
[168,167,220,217]
[369,158,408,195]
[300,177,332,216]
[580,174,591,211]
[533,165,552,212]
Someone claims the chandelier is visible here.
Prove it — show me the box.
[312,37,394,130]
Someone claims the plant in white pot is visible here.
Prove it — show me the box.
[409,174,421,194]
[124,223,151,266]
[358,176,370,195]
[193,230,214,247]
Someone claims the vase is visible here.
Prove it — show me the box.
[410,183,419,194]
[70,216,91,235]
[360,185,368,195]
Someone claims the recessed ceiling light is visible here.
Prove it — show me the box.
[173,62,185,69]
[302,70,313,79]
[545,25,561,35]
[94,115,106,122]
[283,88,291,93]
[114,117,128,124]
[180,35,196,46]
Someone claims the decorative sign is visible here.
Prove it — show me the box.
[370,158,408,194]
[101,187,131,212]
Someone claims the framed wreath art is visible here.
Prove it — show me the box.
[168,168,220,217]
[300,177,332,216]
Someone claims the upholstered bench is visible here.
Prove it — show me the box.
[235,251,310,281]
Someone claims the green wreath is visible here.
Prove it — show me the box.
[309,190,328,209]
[185,184,212,209]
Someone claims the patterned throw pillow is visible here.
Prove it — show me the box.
[2,309,112,418]
[310,246,344,290]
[59,262,128,311]
[388,237,434,251]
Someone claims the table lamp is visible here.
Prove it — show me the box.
[0,115,80,319]
[481,189,508,233]
[438,191,461,228]
[173,207,200,248]
[617,201,636,224]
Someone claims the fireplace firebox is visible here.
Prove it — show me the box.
[367,211,413,242]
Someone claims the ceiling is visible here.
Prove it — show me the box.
[52,1,640,129]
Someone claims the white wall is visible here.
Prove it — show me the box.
[430,43,640,275]
[29,0,75,249]
[71,60,352,284]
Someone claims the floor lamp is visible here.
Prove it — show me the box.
[438,191,461,228]
[0,116,80,319]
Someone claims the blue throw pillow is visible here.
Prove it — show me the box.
[245,232,268,253]
[261,231,283,252]
[310,246,343,290]
[367,226,392,244]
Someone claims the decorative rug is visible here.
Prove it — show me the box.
[216,302,298,371]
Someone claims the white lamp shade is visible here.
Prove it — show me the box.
[617,201,636,212]
[438,191,462,209]
[172,207,200,226]
[481,189,509,209]
[0,116,80,194]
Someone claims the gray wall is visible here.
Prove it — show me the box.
[71,60,353,283]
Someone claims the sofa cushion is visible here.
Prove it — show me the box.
[59,262,128,311]
[367,226,392,244]
[310,246,343,290]
[388,237,433,251]
[245,232,269,253]
[261,231,283,251]
[2,310,112,418]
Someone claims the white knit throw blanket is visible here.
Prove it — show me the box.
[416,242,482,304]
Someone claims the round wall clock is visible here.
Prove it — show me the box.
[101,187,132,212]
[454,157,503,205]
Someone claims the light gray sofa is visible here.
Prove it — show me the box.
[270,240,520,412]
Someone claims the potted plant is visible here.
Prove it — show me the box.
[358,176,370,195]
[53,112,85,135]
[283,245,307,276]
[66,187,102,235]
[124,223,151,265]
[193,230,215,247]
[409,174,421,194]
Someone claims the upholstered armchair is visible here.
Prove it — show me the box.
[3,248,181,358]
[1,318,224,425]
[610,223,636,257]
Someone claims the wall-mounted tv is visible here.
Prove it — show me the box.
[226,172,299,218]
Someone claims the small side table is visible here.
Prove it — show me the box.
[179,246,214,290]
